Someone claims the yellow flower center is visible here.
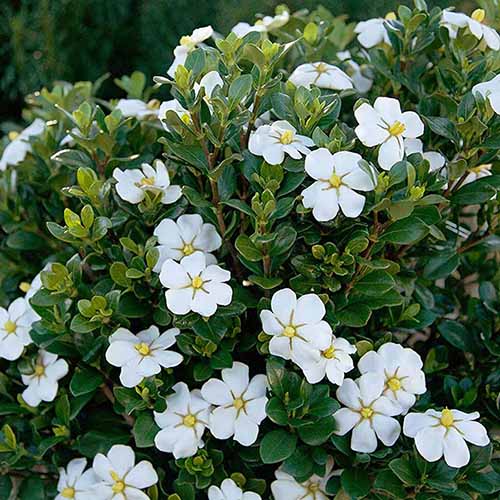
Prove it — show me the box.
[279,130,294,145]
[329,173,342,188]
[4,320,16,334]
[135,342,151,356]
[385,11,397,21]
[322,345,336,359]
[360,407,374,419]
[388,121,406,136]
[308,483,320,493]
[471,9,485,23]
[440,408,454,428]
[470,164,491,174]
[387,377,401,391]
[112,480,126,494]
[61,487,75,498]
[34,364,45,377]
[8,131,19,141]
[180,35,193,46]
[19,282,31,293]
[140,176,156,186]
[182,243,195,256]
[181,113,191,124]
[233,398,245,410]
[147,99,160,110]
[283,326,297,338]
[183,414,197,427]
[315,62,328,74]
[191,276,204,289]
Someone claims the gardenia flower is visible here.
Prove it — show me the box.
[160,252,232,317]
[302,148,376,222]
[115,99,159,119]
[92,444,158,499]
[288,62,353,90]
[231,22,266,37]
[154,382,211,458]
[354,97,425,170]
[300,336,356,385]
[404,138,446,172]
[354,13,395,48]
[153,213,222,272]
[21,350,69,407]
[113,160,182,205]
[441,9,500,51]
[208,478,261,500]
[257,10,290,31]
[260,288,332,366]
[105,326,183,388]
[159,99,190,131]
[194,71,224,101]
[463,163,492,186]
[0,297,36,361]
[0,118,45,170]
[358,342,426,414]
[168,26,213,77]
[201,362,268,446]
[403,408,490,468]
[249,120,314,165]
[337,51,373,93]
[333,372,401,453]
[472,74,500,114]
[56,458,97,500]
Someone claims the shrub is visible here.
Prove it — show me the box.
[0,2,499,499]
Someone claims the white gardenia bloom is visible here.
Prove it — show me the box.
[56,458,97,500]
[160,252,232,317]
[21,350,69,407]
[249,120,314,165]
[0,118,45,170]
[472,74,500,114]
[168,26,213,77]
[300,336,356,385]
[194,71,224,100]
[404,138,446,172]
[159,99,190,131]
[403,408,490,468]
[153,214,222,272]
[354,17,392,48]
[154,382,211,458]
[463,163,492,186]
[113,159,182,205]
[289,62,353,90]
[333,372,402,453]
[260,288,332,366]
[337,51,373,93]
[92,444,158,499]
[258,10,290,31]
[354,97,425,170]
[201,362,268,446]
[115,99,159,119]
[0,297,36,361]
[358,342,426,414]
[231,22,266,37]
[105,326,183,388]
[441,9,500,51]
[208,478,261,500]
[302,148,376,222]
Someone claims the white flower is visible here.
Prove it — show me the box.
[105,326,183,388]
[300,336,356,385]
[113,160,182,205]
[302,148,376,222]
[168,26,213,77]
[160,252,232,317]
[358,342,426,414]
[260,288,332,366]
[201,362,267,446]
[441,9,500,51]
[115,99,159,119]
[355,97,425,170]
[463,163,492,186]
[194,71,224,101]
[333,372,402,453]
[209,478,261,500]
[404,138,446,172]
[231,22,266,37]
[271,459,335,500]
[24,263,53,301]
[92,444,158,499]
[153,214,222,272]
[0,297,35,361]
[337,51,373,93]
[472,74,500,114]
[159,99,190,131]
[257,10,290,31]
[289,62,353,90]
[21,350,68,407]
[0,119,45,170]
[56,458,97,500]
[249,120,314,165]
[154,382,211,458]
[403,408,490,468]
[354,16,393,48]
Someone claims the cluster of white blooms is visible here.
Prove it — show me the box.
[55,445,158,500]
[154,362,268,458]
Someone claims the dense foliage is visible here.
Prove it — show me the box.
[0,1,499,499]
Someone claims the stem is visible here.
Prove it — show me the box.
[101,383,135,427]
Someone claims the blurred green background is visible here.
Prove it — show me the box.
[1,0,471,121]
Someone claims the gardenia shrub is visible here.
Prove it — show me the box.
[1,2,499,499]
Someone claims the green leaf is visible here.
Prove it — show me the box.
[18,477,45,500]
[6,231,46,250]
[424,116,460,144]
[373,470,406,498]
[235,234,262,261]
[70,366,104,397]
[248,275,283,289]
[336,303,371,327]
[380,216,429,244]
[389,457,419,486]
[133,412,159,448]
[51,148,94,168]
[341,469,371,499]
[438,320,475,352]
[354,270,395,296]
[297,416,336,446]
[260,429,297,464]
[228,74,253,107]
[451,176,499,205]
[0,476,12,499]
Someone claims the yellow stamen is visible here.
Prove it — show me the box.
[19,282,31,293]
[440,408,454,428]
[147,99,160,110]
[180,35,193,46]
[191,276,204,289]
[308,483,320,493]
[182,243,195,256]
[329,173,342,188]
[135,342,151,356]
[233,398,245,410]
[315,62,328,74]
[388,121,406,136]
[34,364,45,377]
[279,130,294,145]
[8,131,19,141]
[385,11,397,21]
[183,414,197,427]
[4,320,16,334]
[387,377,401,391]
[61,487,75,499]
[181,113,191,124]
[471,9,485,23]
[140,177,156,186]
[360,407,374,419]
[322,345,336,359]
[112,480,126,494]
[283,326,296,338]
